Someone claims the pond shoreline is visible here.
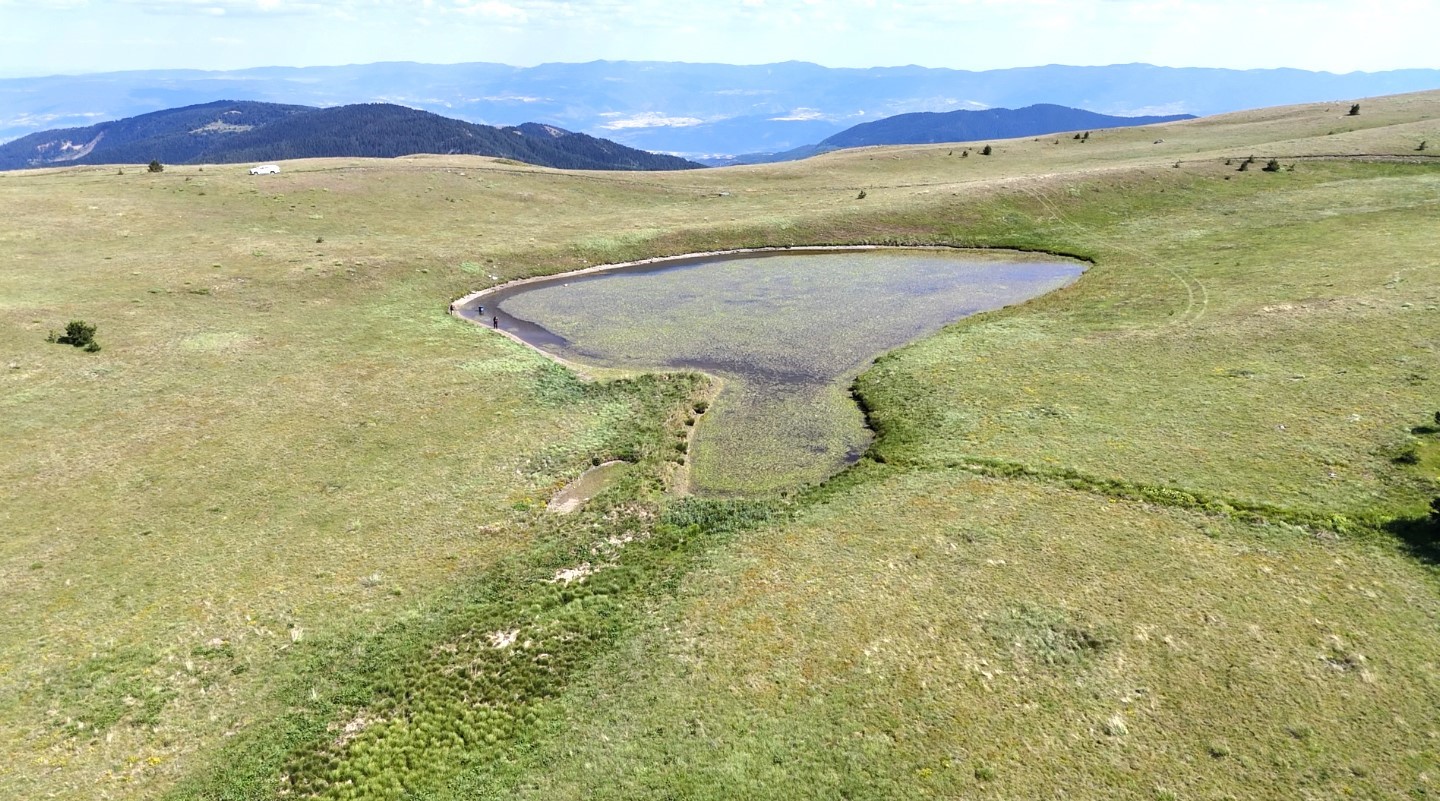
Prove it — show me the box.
[448,244,1087,495]
[448,244,1090,362]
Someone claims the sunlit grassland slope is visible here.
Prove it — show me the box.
[496,466,1438,800]
[456,95,1440,799]
[0,89,1437,800]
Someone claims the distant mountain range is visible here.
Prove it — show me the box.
[1,98,1199,172]
[0,101,701,171]
[3,61,1438,157]
[707,104,1195,165]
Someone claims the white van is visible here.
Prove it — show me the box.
[248,164,281,175]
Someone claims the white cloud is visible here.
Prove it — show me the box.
[3,0,1438,76]
[769,107,829,121]
[2,111,106,127]
[115,0,332,15]
[599,112,705,129]
[1105,101,1194,117]
[0,0,89,6]
[880,96,987,115]
[453,0,527,21]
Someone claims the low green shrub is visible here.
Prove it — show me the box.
[53,320,98,350]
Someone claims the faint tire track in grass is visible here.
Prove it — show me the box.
[1015,177,1209,329]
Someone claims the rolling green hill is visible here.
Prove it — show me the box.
[1,90,1436,801]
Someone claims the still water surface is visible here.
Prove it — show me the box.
[477,249,1084,494]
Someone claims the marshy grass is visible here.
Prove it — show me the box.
[494,249,1082,493]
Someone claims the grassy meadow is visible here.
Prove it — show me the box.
[0,90,1437,799]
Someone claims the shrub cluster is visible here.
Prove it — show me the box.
[48,320,101,352]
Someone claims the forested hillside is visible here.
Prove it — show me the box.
[0,101,701,171]
[715,103,1195,164]
[822,103,1193,147]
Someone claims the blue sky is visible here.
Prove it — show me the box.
[0,0,1435,79]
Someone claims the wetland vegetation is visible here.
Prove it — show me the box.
[1,90,1437,800]
[485,249,1084,493]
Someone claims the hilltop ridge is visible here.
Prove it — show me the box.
[0,101,703,171]
[708,103,1196,164]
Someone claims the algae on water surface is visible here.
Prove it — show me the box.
[493,249,1084,493]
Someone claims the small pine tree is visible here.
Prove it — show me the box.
[1237,160,1250,172]
[960,149,969,158]
[980,145,993,156]
[1082,131,1090,141]
[54,320,97,348]
[147,160,164,173]
[856,189,867,200]
[1348,103,1360,116]
[1262,158,1281,172]
[1073,133,1082,140]
[1419,141,1428,152]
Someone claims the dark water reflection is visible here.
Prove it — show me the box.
[470,249,1084,494]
